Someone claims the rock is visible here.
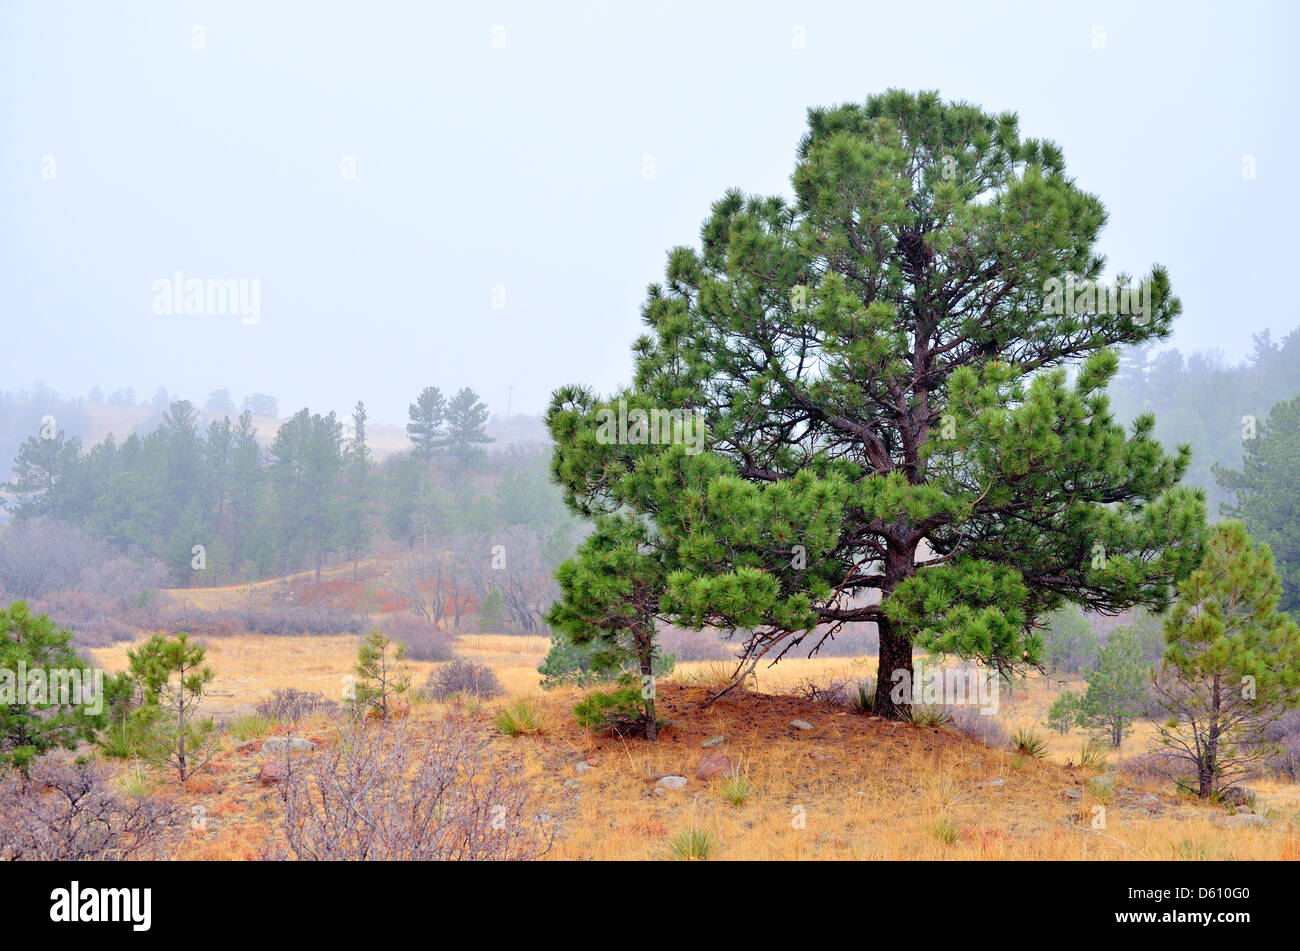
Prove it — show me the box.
[1223,787,1257,808]
[257,759,288,786]
[701,736,727,749]
[1135,793,1159,806]
[652,786,668,798]
[1060,789,1083,802]
[563,779,579,789]
[261,737,317,755]
[658,775,688,790]
[1220,813,1268,827]
[811,753,834,761]
[586,757,601,767]
[574,761,593,774]
[979,777,1005,788]
[790,719,814,731]
[696,753,736,781]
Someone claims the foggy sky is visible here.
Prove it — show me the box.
[3,0,1296,425]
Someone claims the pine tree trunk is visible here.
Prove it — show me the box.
[872,543,916,720]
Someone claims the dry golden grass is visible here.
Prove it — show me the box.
[88,612,1300,861]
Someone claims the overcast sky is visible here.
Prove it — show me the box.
[3,0,1296,424]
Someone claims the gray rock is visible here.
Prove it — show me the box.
[790,719,814,731]
[701,735,727,749]
[1223,786,1257,808]
[652,786,668,797]
[574,761,593,774]
[1061,789,1083,802]
[658,775,688,790]
[261,736,317,755]
[979,778,1005,788]
[1220,813,1268,827]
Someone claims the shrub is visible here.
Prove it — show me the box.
[1010,727,1049,759]
[1046,691,1082,734]
[225,713,272,741]
[946,706,1010,748]
[423,661,504,702]
[254,688,335,725]
[380,615,455,662]
[904,704,951,729]
[667,827,717,860]
[573,677,658,736]
[495,698,546,737]
[849,681,876,715]
[0,756,183,860]
[929,815,960,845]
[719,771,752,806]
[278,716,554,860]
[539,629,675,689]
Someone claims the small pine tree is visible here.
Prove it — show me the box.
[353,629,410,722]
[1045,690,1082,735]
[127,632,214,781]
[1078,628,1151,748]
[0,602,106,768]
[1155,521,1300,798]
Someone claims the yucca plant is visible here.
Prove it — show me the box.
[905,704,951,729]
[1010,727,1049,759]
[929,815,960,845]
[495,698,546,737]
[719,770,753,807]
[668,826,718,860]
[850,682,875,715]
[225,713,272,742]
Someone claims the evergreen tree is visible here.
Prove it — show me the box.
[1216,394,1300,614]
[1077,628,1150,748]
[442,387,493,472]
[340,401,374,578]
[127,632,214,782]
[4,429,82,519]
[0,602,106,768]
[551,89,1206,718]
[406,386,446,465]
[1155,521,1300,798]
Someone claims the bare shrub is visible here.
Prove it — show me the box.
[254,688,337,725]
[278,717,554,860]
[1115,751,1180,785]
[1254,709,1300,781]
[423,661,504,701]
[946,705,1010,749]
[175,605,366,638]
[379,614,455,662]
[0,755,183,860]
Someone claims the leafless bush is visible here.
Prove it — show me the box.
[787,676,853,707]
[946,705,1010,749]
[0,755,183,860]
[380,614,456,662]
[175,605,366,638]
[1115,750,1180,785]
[423,661,504,701]
[254,688,337,725]
[1253,709,1300,781]
[278,717,554,860]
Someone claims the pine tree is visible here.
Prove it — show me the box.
[1216,394,1300,613]
[127,632,214,782]
[352,629,410,722]
[340,401,374,579]
[0,602,106,768]
[1077,628,1150,748]
[442,387,494,473]
[1155,521,1300,798]
[550,90,1206,718]
[544,515,668,739]
[406,386,446,466]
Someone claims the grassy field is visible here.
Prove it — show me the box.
[87,596,1300,861]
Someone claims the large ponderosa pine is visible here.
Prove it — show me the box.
[549,90,1205,719]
